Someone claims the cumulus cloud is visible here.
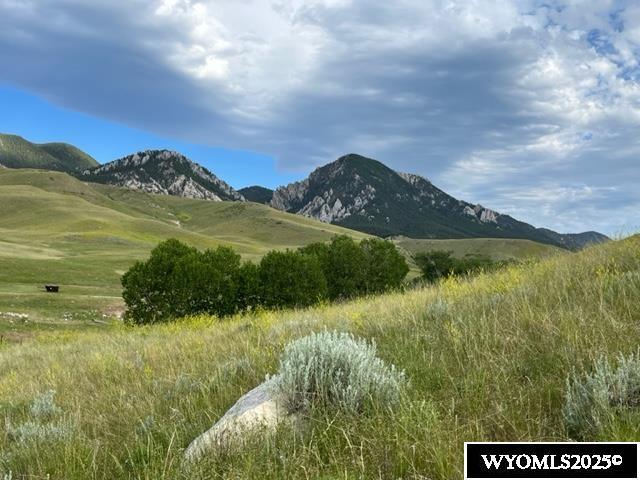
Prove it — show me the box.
[0,0,638,234]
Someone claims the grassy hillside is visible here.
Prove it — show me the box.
[38,142,99,171]
[0,134,98,172]
[0,169,366,328]
[0,236,637,478]
[394,236,564,262]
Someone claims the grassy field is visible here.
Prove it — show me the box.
[0,235,638,479]
[0,168,366,329]
[393,236,564,261]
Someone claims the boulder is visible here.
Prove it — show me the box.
[184,377,285,462]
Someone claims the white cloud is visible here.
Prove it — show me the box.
[0,0,638,234]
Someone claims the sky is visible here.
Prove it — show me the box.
[0,0,638,236]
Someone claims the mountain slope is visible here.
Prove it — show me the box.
[38,143,99,172]
[393,236,564,262]
[271,153,608,250]
[0,133,98,172]
[80,150,244,201]
[239,185,274,204]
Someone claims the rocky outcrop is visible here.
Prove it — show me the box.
[80,150,244,202]
[184,378,286,463]
[270,179,310,211]
[266,153,608,250]
[463,204,499,224]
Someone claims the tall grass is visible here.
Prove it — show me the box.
[0,236,639,479]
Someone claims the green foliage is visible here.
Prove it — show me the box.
[325,235,367,299]
[122,239,199,324]
[414,250,502,283]
[194,247,242,317]
[236,262,261,311]
[122,235,409,324]
[301,236,408,299]
[259,250,328,309]
[122,241,246,324]
[273,330,405,413]
[564,351,640,439]
[360,238,409,293]
[413,250,457,283]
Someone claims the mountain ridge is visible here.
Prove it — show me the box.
[269,153,609,250]
[0,134,609,249]
[79,149,244,202]
[0,133,98,172]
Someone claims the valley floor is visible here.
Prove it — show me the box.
[0,236,638,479]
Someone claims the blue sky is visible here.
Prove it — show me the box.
[0,84,298,189]
[1,0,639,236]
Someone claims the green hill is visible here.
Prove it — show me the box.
[393,236,564,262]
[239,185,274,204]
[0,133,98,172]
[38,142,99,172]
[0,232,637,478]
[0,168,366,327]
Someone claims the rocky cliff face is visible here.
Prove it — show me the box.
[80,150,244,202]
[270,153,608,250]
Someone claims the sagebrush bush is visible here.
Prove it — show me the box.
[5,390,73,444]
[563,351,640,439]
[29,389,61,419]
[272,330,405,413]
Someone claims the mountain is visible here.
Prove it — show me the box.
[270,153,608,250]
[239,185,274,204]
[80,150,244,201]
[0,133,98,172]
[536,229,610,250]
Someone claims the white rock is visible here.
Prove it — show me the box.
[184,378,285,463]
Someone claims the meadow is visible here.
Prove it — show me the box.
[0,234,638,479]
[0,168,365,330]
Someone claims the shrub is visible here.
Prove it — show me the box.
[122,239,199,324]
[122,236,410,324]
[413,250,457,283]
[29,390,61,420]
[414,250,499,283]
[5,390,74,444]
[122,240,245,324]
[301,236,409,298]
[236,261,261,311]
[272,331,405,413]
[360,238,409,293]
[259,250,328,309]
[325,236,367,299]
[298,241,331,268]
[563,351,640,439]
[192,246,242,317]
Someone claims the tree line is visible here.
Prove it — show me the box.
[122,236,409,324]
